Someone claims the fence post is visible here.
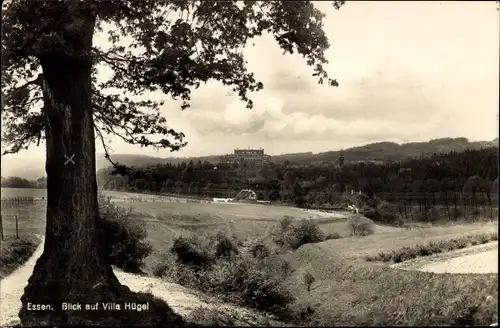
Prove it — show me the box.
[0,214,3,241]
[15,215,19,239]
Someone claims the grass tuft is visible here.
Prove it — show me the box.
[0,235,40,279]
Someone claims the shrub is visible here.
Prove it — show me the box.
[99,197,152,273]
[162,233,295,316]
[270,216,332,250]
[285,219,325,250]
[270,216,295,247]
[249,242,271,259]
[153,261,170,278]
[186,307,236,326]
[392,246,419,263]
[208,230,240,260]
[363,201,401,225]
[238,257,295,313]
[170,235,214,269]
[303,271,315,293]
[348,215,375,236]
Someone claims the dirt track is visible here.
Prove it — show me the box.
[0,237,268,327]
[391,241,498,274]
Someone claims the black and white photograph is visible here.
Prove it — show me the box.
[1,0,499,326]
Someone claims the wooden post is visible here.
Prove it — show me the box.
[15,215,19,239]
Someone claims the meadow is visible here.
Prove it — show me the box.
[1,187,497,270]
[1,187,498,325]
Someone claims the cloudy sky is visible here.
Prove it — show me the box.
[2,1,499,176]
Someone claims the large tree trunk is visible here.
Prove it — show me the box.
[18,17,183,327]
[18,19,116,325]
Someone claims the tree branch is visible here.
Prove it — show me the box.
[19,73,44,89]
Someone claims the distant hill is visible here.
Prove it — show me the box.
[293,137,499,164]
[95,137,498,170]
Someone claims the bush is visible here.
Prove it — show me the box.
[209,230,240,260]
[153,261,170,278]
[99,197,152,273]
[285,219,325,250]
[162,229,295,317]
[348,215,375,236]
[270,216,331,250]
[238,257,294,313]
[249,242,271,259]
[270,216,295,247]
[170,228,242,271]
[170,235,214,269]
[363,201,401,225]
[186,307,236,326]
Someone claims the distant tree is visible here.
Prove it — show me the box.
[202,160,214,170]
[360,177,383,198]
[35,176,47,188]
[0,176,36,188]
[425,178,441,206]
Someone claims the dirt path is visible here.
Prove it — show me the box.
[391,241,498,274]
[1,236,45,327]
[0,238,270,327]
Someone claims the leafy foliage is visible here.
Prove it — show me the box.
[162,229,295,316]
[270,216,332,250]
[2,0,343,178]
[348,215,375,236]
[98,196,153,273]
[170,235,214,269]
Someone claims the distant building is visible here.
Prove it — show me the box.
[220,148,271,166]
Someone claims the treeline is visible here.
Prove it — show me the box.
[97,147,499,205]
[1,176,47,189]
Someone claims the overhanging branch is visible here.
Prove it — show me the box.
[94,123,146,181]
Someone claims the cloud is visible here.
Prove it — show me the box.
[266,71,316,94]
[180,77,445,144]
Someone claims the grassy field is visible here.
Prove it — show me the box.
[1,188,497,266]
[1,188,47,198]
[281,242,498,326]
[1,188,498,325]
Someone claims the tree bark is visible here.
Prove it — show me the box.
[18,17,183,326]
[18,18,113,325]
